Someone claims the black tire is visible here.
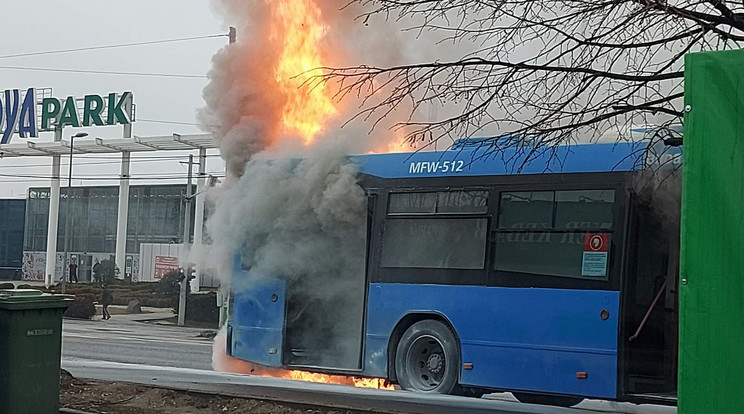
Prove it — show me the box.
[395,319,460,394]
[513,392,584,407]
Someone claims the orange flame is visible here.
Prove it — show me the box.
[351,377,396,390]
[213,328,393,390]
[367,128,410,154]
[271,0,337,145]
[226,362,394,390]
[289,370,395,390]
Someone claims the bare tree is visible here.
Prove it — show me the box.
[317,0,743,154]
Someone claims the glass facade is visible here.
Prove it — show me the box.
[0,199,26,277]
[23,184,195,254]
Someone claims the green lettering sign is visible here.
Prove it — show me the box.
[35,91,133,132]
[40,98,61,130]
[107,92,131,125]
[83,95,105,126]
[58,96,80,128]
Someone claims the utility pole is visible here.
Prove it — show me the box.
[178,155,194,326]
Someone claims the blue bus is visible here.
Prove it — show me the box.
[226,140,681,407]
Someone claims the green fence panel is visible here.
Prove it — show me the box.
[681,49,744,414]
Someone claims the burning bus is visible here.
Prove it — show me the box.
[223,138,682,407]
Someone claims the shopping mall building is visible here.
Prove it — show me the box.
[0,88,218,288]
[0,184,218,287]
[0,199,25,280]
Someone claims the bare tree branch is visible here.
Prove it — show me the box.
[327,0,743,157]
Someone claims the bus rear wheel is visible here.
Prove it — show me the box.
[395,320,459,394]
[512,392,584,407]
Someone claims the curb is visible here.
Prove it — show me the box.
[60,409,97,414]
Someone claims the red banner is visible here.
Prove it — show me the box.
[154,256,179,279]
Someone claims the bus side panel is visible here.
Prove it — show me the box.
[365,283,619,399]
[230,277,286,368]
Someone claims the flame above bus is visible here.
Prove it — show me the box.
[271,0,337,145]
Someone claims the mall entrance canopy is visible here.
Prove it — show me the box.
[0,133,217,288]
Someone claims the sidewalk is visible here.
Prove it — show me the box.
[87,304,174,322]
[0,283,176,322]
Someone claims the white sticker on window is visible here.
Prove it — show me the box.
[582,233,609,277]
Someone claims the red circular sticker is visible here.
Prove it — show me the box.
[589,235,604,251]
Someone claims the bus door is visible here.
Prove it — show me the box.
[281,192,375,371]
[621,198,679,402]
[230,269,286,368]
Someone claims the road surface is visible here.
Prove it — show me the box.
[61,316,676,414]
[62,314,213,370]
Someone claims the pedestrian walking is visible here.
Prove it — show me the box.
[69,261,78,283]
[101,284,113,320]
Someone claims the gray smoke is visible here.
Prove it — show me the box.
[207,145,367,274]
[198,0,486,370]
[197,0,468,178]
[198,0,430,284]
[198,0,413,370]
[206,143,368,366]
[635,129,683,229]
[197,0,283,178]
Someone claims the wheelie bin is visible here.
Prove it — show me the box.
[0,289,73,414]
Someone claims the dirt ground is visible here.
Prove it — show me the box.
[60,370,388,414]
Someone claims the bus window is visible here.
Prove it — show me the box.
[498,191,553,229]
[388,192,437,214]
[493,190,615,280]
[388,190,488,215]
[555,190,614,229]
[436,190,488,213]
[380,218,488,269]
[494,232,610,279]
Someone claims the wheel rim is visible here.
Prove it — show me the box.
[404,334,447,391]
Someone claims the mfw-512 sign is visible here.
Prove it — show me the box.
[0,88,134,144]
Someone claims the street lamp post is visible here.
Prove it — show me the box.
[61,132,88,294]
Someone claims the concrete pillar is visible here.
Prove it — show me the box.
[114,152,131,278]
[44,155,61,287]
[191,148,207,292]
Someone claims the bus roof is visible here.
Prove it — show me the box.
[355,141,682,179]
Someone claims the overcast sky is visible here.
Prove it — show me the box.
[0,0,227,198]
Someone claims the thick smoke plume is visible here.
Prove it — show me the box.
[198,0,409,378]
[197,0,421,178]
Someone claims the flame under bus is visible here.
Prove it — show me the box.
[227,140,682,406]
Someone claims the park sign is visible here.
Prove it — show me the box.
[0,88,134,144]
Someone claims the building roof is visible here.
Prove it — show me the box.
[0,133,216,158]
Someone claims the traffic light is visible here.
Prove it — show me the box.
[177,267,185,282]
[177,267,196,283]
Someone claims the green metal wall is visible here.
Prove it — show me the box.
[680,49,744,414]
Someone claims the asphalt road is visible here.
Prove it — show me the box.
[62,315,213,370]
[61,316,676,414]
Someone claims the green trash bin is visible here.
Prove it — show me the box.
[0,289,73,414]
